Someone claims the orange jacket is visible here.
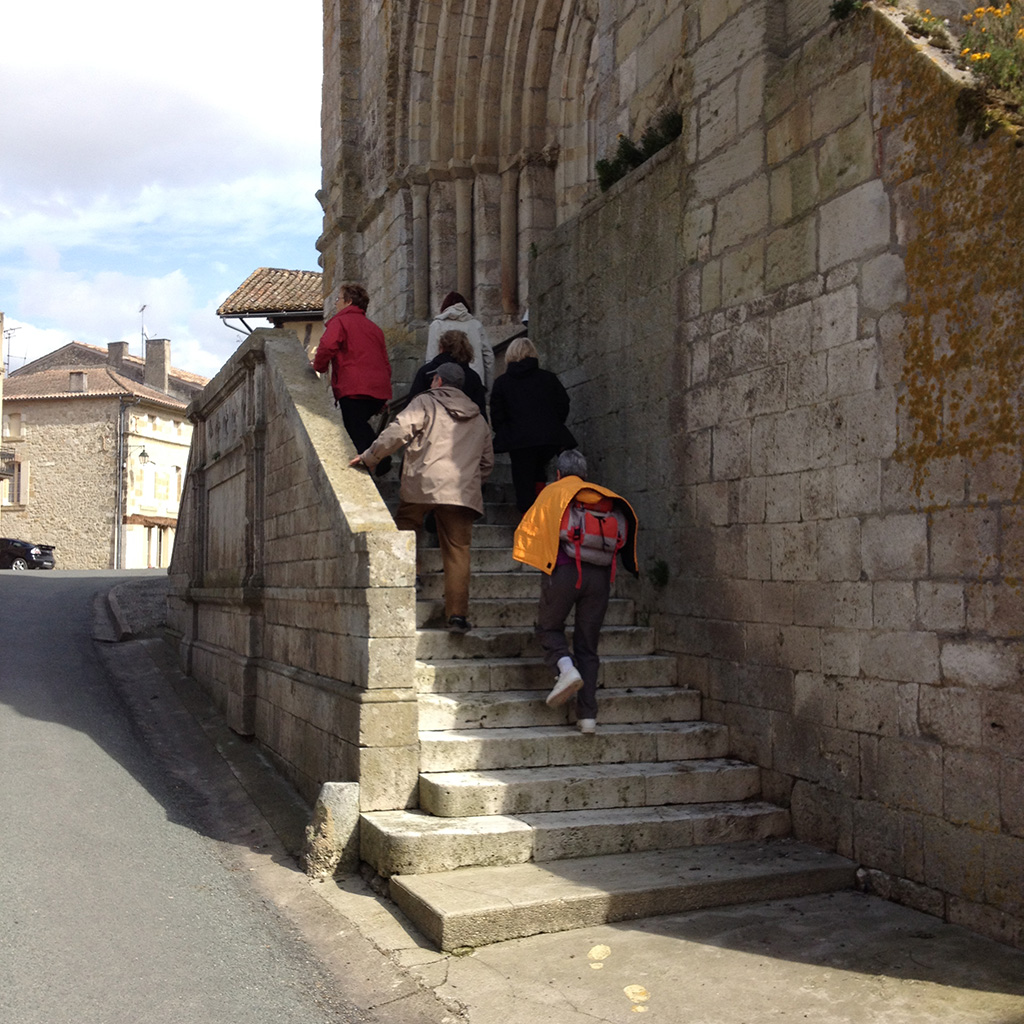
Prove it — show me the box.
[512,475,639,577]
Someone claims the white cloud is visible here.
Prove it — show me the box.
[0,0,323,381]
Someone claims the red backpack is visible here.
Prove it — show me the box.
[559,494,628,588]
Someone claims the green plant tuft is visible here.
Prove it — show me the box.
[594,109,683,192]
[648,558,670,589]
[829,0,865,22]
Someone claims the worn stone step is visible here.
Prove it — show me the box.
[389,839,859,950]
[419,757,761,817]
[420,547,526,574]
[415,624,657,661]
[361,801,792,876]
[417,685,700,729]
[419,570,543,600]
[415,596,635,629]
[419,721,729,772]
[414,653,680,694]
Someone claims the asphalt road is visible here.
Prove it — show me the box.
[0,571,374,1024]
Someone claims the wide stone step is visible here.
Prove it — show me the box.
[414,653,680,694]
[389,839,859,950]
[419,570,544,600]
[419,757,761,816]
[417,685,700,729]
[415,596,635,628]
[419,721,729,772]
[415,624,657,661]
[420,547,525,574]
[360,801,792,876]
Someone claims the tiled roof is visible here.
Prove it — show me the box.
[9,341,209,390]
[217,267,324,318]
[3,365,188,409]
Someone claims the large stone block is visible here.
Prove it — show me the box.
[941,641,1022,691]
[944,748,1002,833]
[790,780,854,857]
[819,180,891,271]
[861,630,939,685]
[931,507,1000,579]
[860,735,943,815]
[358,744,419,811]
[861,513,927,579]
[922,816,986,903]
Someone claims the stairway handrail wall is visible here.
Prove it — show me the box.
[167,329,420,811]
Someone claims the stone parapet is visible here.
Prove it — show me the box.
[167,330,417,810]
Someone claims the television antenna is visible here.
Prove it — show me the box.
[2,325,22,374]
[139,304,148,356]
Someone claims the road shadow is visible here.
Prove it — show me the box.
[0,571,311,879]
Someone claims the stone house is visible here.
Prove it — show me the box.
[2,339,207,569]
[217,267,326,361]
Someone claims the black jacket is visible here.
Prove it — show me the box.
[490,357,576,452]
[409,353,488,417]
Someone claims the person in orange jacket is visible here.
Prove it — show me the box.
[513,448,638,733]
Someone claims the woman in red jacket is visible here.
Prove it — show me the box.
[312,284,392,459]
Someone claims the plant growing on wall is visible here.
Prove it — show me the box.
[958,3,1024,109]
[595,109,683,192]
[829,0,866,21]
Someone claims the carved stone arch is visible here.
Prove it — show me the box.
[498,0,541,163]
[475,4,516,164]
[452,0,490,164]
[393,1,425,174]
[428,0,468,168]
[520,0,564,156]
[408,3,443,169]
[551,0,600,217]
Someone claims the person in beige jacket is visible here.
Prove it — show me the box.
[351,362,494,632]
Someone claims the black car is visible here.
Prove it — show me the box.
[0,538,56,570]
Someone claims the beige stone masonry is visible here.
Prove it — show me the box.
[168,330,418,811]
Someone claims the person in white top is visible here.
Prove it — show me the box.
[425,291,494,393]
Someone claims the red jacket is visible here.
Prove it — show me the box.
[312,305,392,402]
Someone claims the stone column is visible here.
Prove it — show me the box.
[455,175,474,303]
[500,166,519,314]
[411,180,430,321]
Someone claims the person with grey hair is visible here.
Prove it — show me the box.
[351,361,494,633]
[490,337,576,512]
[512,449,639,732]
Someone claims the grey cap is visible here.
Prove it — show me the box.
[431,362,465,390]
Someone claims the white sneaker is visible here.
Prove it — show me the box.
[545,665,583,706]
[577,719,597,734]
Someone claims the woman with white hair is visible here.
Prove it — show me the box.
[490,337,576,513]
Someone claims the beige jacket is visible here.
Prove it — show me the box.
[360,386,494,515]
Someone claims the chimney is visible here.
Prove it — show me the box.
[107,341,129,370]
[69,371,88,393]
[144,338,170,394]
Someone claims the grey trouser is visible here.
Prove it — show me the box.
[536,561,611,720]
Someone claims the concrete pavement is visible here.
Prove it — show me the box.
[103,575,1024,1024]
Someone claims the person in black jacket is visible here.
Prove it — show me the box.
[490,338,576,513]
[409,330,488,416]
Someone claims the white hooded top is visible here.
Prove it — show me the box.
[425,303,495,392]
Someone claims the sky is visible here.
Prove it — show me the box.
[0,1,324,381]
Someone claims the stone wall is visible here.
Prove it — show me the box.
[167,330,418,810]
[531,7,1024,946]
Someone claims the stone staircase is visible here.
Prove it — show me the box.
[362,466,856,950]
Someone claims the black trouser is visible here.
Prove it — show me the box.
[338,396,384,454]
[509,444,559,512]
